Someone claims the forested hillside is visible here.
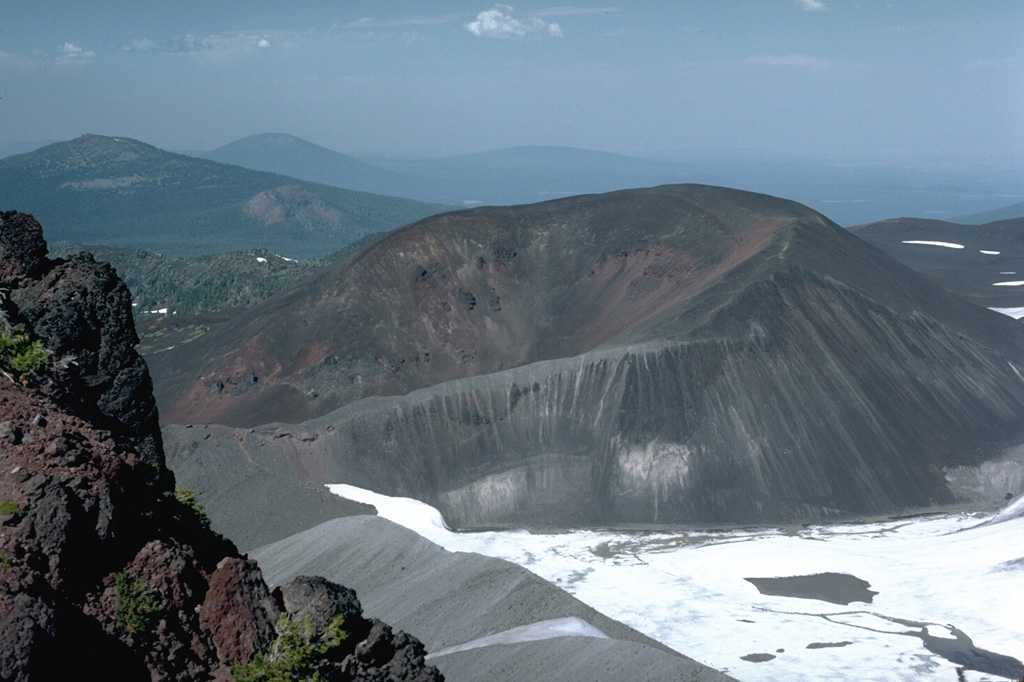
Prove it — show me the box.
[0,134,449,258]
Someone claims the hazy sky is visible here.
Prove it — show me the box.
[2,1,1022,161]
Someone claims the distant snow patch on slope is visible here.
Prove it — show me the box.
[980,250,1001,255]
[993,281,1024,287]
[989,307,1024,319]
[901,240,964,249]
[426,617,610,660]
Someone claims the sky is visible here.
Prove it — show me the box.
[1,1,1022,163]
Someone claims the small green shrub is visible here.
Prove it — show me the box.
[174,487,211,528]
[114,570,162,636]
[0,329,50,380]
[233,612,348,682]
[0,499,19,515]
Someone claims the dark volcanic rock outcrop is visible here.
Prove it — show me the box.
[1,210,162,465]
[0,212,442,681]
[154,186,1024,528]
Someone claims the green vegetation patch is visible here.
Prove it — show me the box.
[174,486,211,529]
[0,499,20,515]
[233,612,348,682]
[0,328,50,381]
[58,246,325,318]
[114,570,162,636]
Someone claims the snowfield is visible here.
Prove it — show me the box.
[901,240,965,249]
[330,484,1024,682]
[990,307,1024,319]
[425,617,610,660]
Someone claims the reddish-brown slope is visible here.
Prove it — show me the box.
[150,185,809,426]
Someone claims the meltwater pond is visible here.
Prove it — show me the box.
[330,484,1024,682]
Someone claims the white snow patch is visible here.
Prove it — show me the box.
[142,308,168,314]
[328,484,451,540]
[993,281,1024,287]
[272,252,297,262]
[990,307,1024,319]
[901,240,964,249]
[425,617,609,659]
[980,250,1001,255]
[1001,272,1017,275]
[256,256,267,263]
[329,484,1024,682]
[924,624,959,640]
[984,493,1024,525]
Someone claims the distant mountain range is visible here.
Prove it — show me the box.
[3,133,1020,234]
[153,184,1024,529]
[202,133,434,201]
[0,134,449,258]
[953,202,1024,225]
[200,133,1024,226]
[203,133,685,208]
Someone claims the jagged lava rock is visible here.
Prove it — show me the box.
[0,212,443,681]
[1,210,162,466]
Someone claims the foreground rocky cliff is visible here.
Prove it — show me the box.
[155,186,1024,528]
[0,211,442,681]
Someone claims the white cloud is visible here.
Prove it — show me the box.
[58,42,94,58]
[793,0,830,12]
[533,6,619,17]
[969,57,1018,69]
[346,15,456,28]
[0,43,97,69]
[0,45,93,69]
[0,50,29,67]
[121,18,451,57]
[120,32,274,55]
[466,5,564,38]
[123,37,159,53]
[745,53,833,70]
